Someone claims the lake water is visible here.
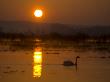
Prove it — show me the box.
[0,46,110,82]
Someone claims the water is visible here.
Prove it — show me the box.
[0,46,110,82]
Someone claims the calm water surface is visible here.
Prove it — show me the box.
[0,46,110,82]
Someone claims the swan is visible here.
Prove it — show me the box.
[63,56,80,66]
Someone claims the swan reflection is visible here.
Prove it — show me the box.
[33,47,42,78]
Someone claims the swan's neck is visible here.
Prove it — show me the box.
[75,58,78,65]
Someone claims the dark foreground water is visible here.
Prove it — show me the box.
[0,45,110,82]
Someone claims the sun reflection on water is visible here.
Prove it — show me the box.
[33,47,42,78]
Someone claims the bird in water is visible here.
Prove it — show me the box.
[63,56,80,66]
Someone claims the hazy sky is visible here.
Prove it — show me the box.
[0,0,110,25]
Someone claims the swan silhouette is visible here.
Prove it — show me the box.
[63,56,80,66]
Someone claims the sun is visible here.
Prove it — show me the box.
[34,9,43,18]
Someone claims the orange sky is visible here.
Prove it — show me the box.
[0,0,110,25]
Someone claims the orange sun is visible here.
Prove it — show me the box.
[34,9,43,18]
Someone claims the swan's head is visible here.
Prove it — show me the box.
[76,56,80,59]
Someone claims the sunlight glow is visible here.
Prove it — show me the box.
[33,47,42,78]
[34,9,43,18]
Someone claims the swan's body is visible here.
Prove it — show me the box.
[63,56,80,66]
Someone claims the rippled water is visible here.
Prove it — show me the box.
[0,46,110,82]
